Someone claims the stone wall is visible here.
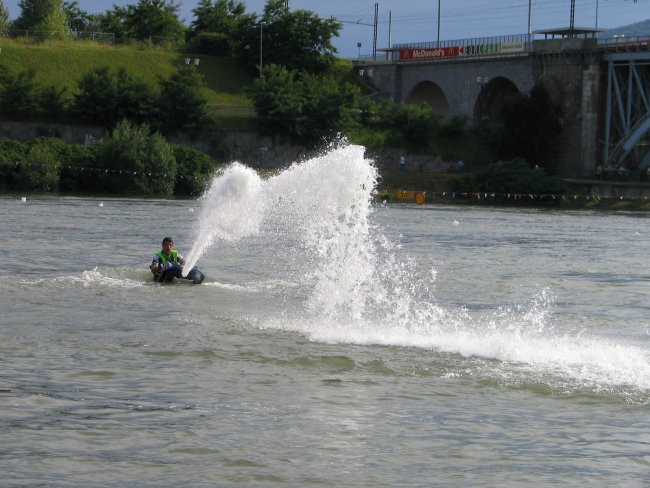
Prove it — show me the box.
[0,121,105,145]
[531,48,602,178]
[0,121,458,174]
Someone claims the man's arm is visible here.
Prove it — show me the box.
[150,258,162,273]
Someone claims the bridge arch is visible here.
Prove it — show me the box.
[474,76,519,123]
[405,80,450,116]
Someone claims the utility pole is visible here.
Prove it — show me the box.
[570,0,576,35]
[388,10,392,61]
[437,0,441,44]
[373,3,378,60]
[527,0,532,35]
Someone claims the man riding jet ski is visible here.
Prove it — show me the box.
[150,236,205,284]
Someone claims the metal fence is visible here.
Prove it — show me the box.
[598,35,650,52]
[359,33,532,63]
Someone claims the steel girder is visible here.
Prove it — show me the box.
[604,53,650,169]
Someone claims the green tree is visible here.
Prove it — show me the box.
[250,64,360,146]
[95,120,177,194]
[39,84,68,121]
[0,139,28,190]
[236,0,340,74]
[377,100,442,151]
[187,0,255,56]
[63,0,91,32]
[14,0,68,38]
[0,1,10,31]
[0,66,41,120]
[72,66,157,129]
[172,144,220,195]
[156,66,213,136]
[124,0,184,43]
[92,10,130,43]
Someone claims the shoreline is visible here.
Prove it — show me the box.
[5,190,650,212]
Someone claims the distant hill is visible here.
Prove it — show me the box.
[600,18,650,39]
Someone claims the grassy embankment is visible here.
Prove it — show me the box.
[0,38,257,130]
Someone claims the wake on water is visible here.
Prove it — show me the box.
[182,144,650,396]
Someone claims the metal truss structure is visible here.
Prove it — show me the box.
[604,52,650,170]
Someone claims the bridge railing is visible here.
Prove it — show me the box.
[598,35,650,52]
[358,33,532,63]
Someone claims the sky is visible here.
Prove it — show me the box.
[2,0,648,57]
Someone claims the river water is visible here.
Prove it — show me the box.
[2,146,649,487]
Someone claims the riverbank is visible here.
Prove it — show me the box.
[376,172,650,211]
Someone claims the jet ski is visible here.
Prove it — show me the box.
[155,263,205,284]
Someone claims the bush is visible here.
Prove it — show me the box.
[0,66,41,121]
[156,66,211,137]
[172,144,221,195]
[94,120,177,195]
[72,66,157,129]
[0,139,28,190]
[359,99,441,152]
[439,115,467,137]
[451,159,566,196]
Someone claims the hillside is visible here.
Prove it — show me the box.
[0,39,255,109]
[601,18,650,38]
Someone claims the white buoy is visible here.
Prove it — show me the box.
[98,202,104,207]
[21,197,26,202]
[453,220,460,226]
[189,207,194,213]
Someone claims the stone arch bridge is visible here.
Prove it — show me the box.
[357,34,650,178]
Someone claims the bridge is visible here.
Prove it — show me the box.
[356,30,650,179]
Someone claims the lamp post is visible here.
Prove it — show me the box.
[259,21,267,79]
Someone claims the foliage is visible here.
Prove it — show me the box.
[172,144,220,195]
[94,120,177,195]
[5,137,64,191]
[497,83,563,174]
[439,115,468,137]
[31,137,93,192]
[22,138,63,190]
[0,1,9,30]
[96,0,184,45]
[187,0,255,56]
[356,98,442,152]
[34,4,68,40]
[235,0,340,75]
[124,0,185,42]
[0,66,41,120]
[38,84,68,121]
[72,66,157,129]
[249,64,360,146]
[156,66,213,136]
[0,139,28,190]
[14,0,68,39]
[92,11,129,43]
[450,159,567,195]
[0,134,221,195]
[62,0,91,32]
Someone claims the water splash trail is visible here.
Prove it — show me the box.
[182,162,265,274]
[183,144,650,395]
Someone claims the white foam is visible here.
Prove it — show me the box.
[184,144,650,392]
[183,163,264,274]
